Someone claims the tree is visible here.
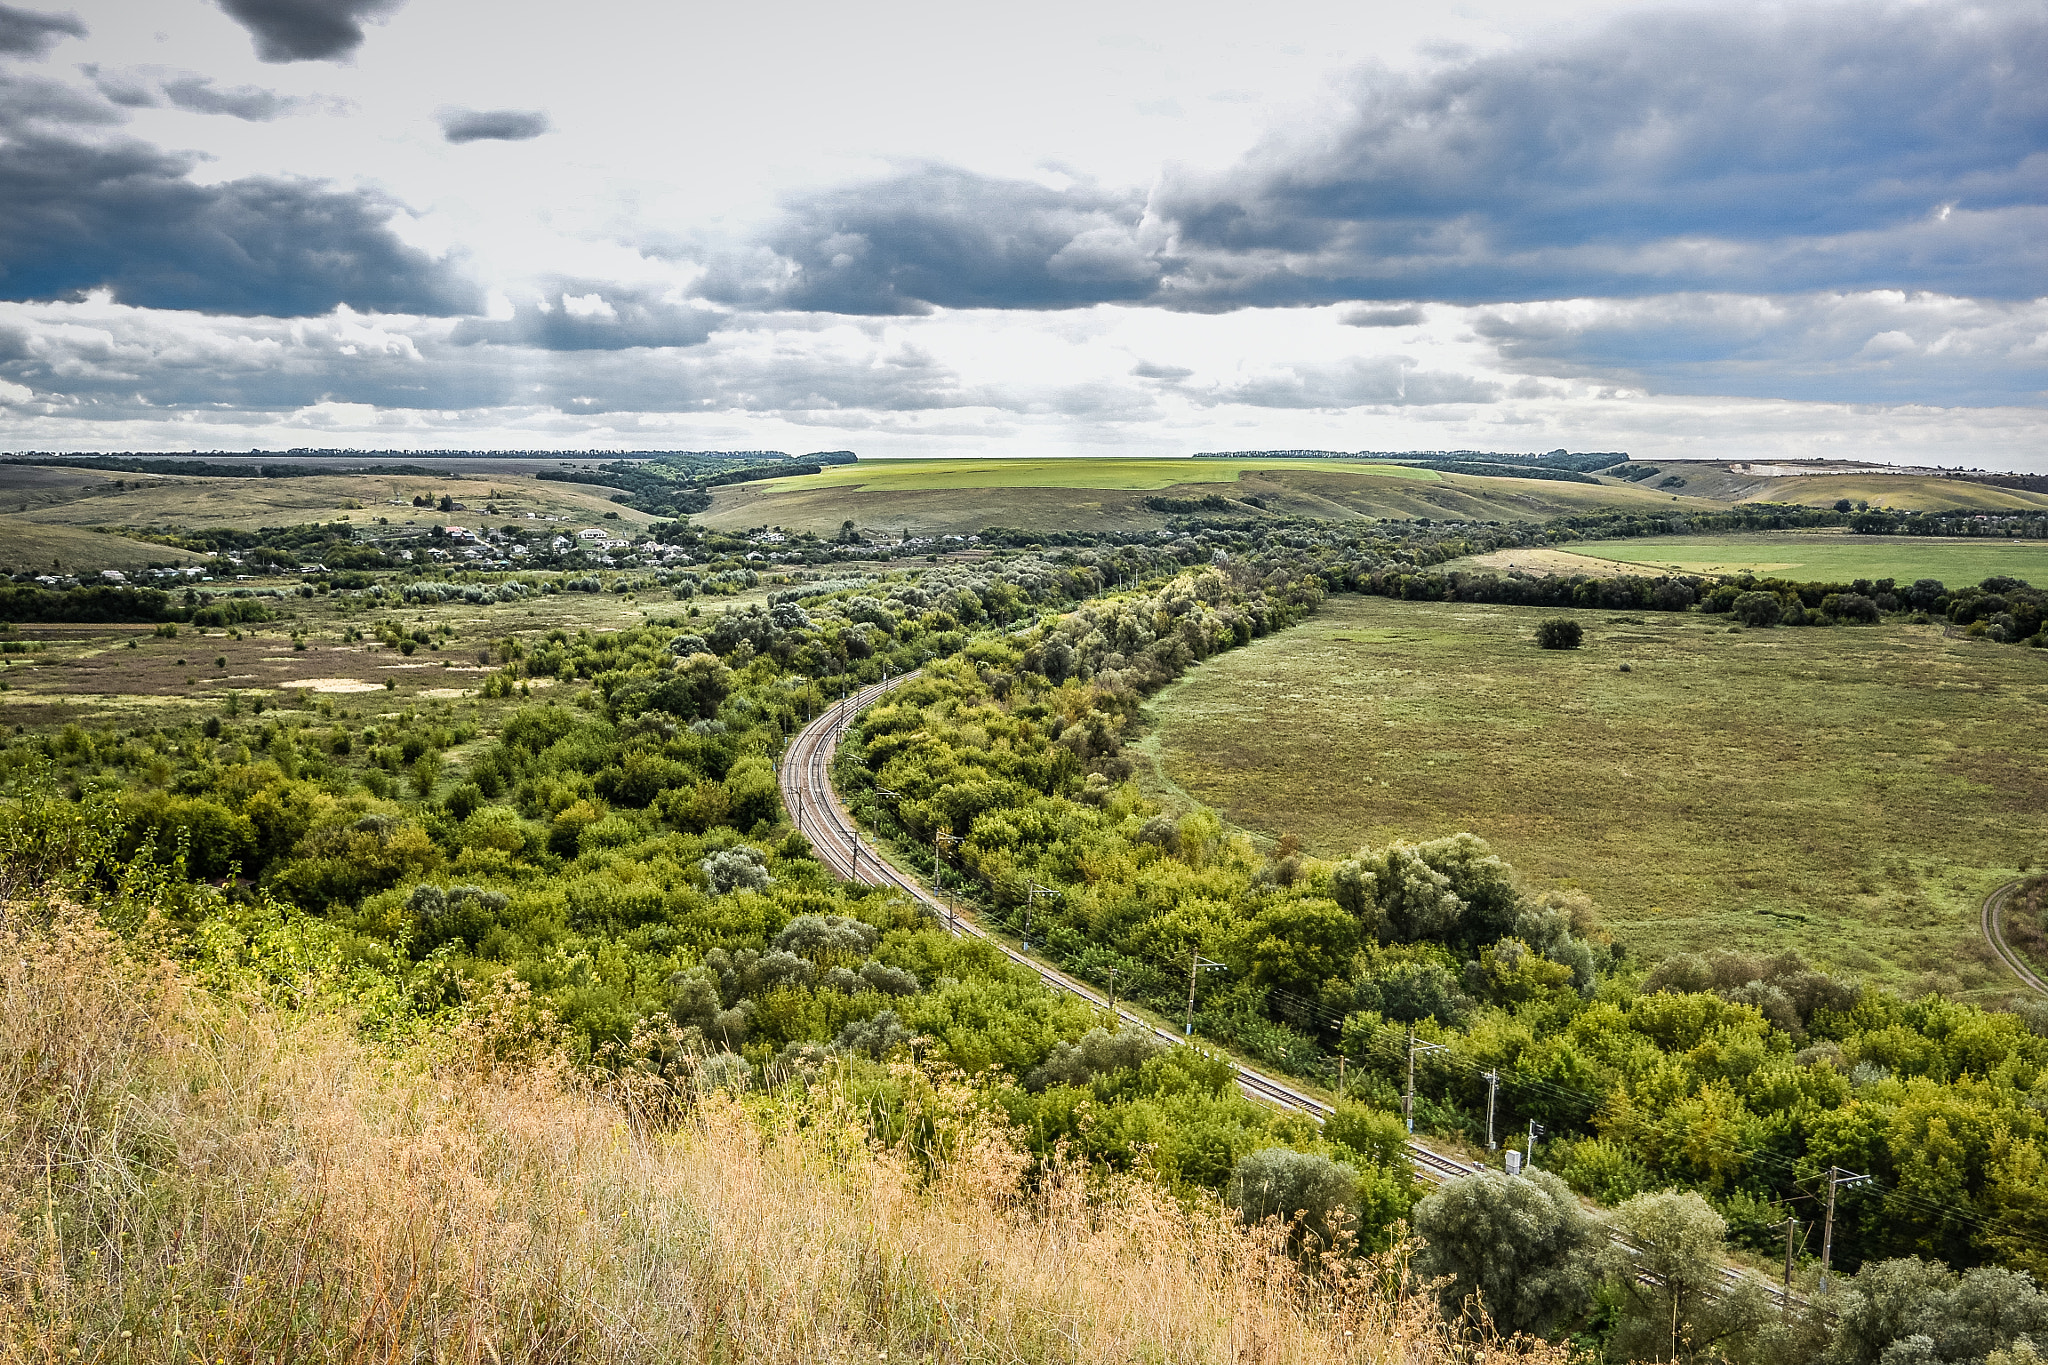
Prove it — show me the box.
[1324,1101,1410,1170]
[1829,1257,2048,1365]
[1246,897,1360,997]
[701,845,771,894]
[1227,1147,1359,1254]
[1606,1190,1771,1363]
[1733,591,1783,627]
[1412,1169,1602,1336]
[1536,617,1584,649]
[1331,833,1522,950]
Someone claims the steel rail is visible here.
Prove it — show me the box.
[776,669,1805,1307]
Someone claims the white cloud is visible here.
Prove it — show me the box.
[0,0,2038,466]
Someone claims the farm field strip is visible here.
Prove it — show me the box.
[1562,533,2048,584]
[1140,594,2048,992]
[744,457,1451,493]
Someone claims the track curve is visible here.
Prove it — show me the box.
[777,669,1800,1305]
[1982,878,2048,995]
[781,672,1477,1186]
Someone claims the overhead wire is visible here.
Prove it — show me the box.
[822,675,2048,1258]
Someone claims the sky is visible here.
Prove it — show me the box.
[0,0,2042,465]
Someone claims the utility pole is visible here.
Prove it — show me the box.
[933,831,956,883]
[1820,1167,1873,1293]
[1024,880,1057,953]
[1337,1055,1346,1097]
[1783,1214,1798,1312]
[1185,949,1225,1036]
[1484,1069,1500,1150]
[1106,967,1119,1022]
[849,827,862,883]
[934,831,961,927]
[1526,1120,1546,1170]
[1404,1031,1450,1133]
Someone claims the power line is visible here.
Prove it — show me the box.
[831,740,2048,1257]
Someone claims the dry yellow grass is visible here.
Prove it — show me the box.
[0,903,1557,1365]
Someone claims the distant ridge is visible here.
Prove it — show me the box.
[1192,448,1629,467]
[1192,448,1630,481]
[0,449,859,464]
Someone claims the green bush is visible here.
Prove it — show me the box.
[1411,1170,1602,1336]
[1535,618,1584,649]
[1732,591,1783,627]
[1227,1147,1361,1254]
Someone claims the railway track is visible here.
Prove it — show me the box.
[777,670,1802,1304]
[784,674,1499,1188]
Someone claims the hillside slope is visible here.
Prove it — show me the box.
[0,905,1531,1365]
[699,459,1718,535]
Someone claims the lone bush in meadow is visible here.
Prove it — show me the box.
[1535,618,1583,649]
[1733,591,1783,627]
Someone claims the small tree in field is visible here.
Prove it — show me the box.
[1536,618,1584,650]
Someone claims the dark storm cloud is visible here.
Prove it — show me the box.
[0,82,476,316]
[217,0,402,63]
[438,107,551,143]
[0,3,84,57]
[726,6,2046,314]
[1153,4,2048,304]
[449,284,715,350]
[704,165,1157,314]
[2,67,118,127]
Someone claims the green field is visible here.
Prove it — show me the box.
[1636,463,2048,512]
[748,457,1448,493]
[1566,533,2048,585]
[0,521,204,575]
[700,459,1719,536]
[1742,472,2048,513]
[1140,594,2048,993]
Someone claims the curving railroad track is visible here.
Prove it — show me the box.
[778,671,1805,1305]
[1982,878,2048,995]
[778,672,1477,1185]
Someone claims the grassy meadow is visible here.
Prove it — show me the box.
[1565,532,2048,584]
[748,456,1449,491]
[1448,533,2048,586]
[1740,472,2048,512]
[0,522,205,575]
[0,907,1483,1365]
[1140,593,2048,993]
[1634,462,2048,512]
[700,457,1717,536]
